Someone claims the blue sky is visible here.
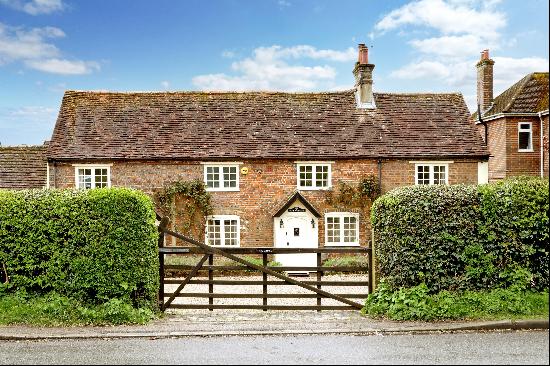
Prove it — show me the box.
[0,0,548,145]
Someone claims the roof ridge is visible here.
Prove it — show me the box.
[63,90,356,96]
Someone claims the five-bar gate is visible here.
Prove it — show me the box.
[158,217,374,311]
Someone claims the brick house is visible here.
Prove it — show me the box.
[473,49,549,181]
[45,44,489,264]
[0,145,48,189]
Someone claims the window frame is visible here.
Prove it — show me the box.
[205,215,241,247]
[296,162,332,190]
[203,163,240,192]
[414,163,449,186]
[324,212,360,247]
[73,164,111,189]
[518,122,533,152]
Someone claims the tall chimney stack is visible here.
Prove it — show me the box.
[476,49,495,113]
[353,44,375,109]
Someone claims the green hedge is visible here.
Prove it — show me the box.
[0,188,159,309]
[371,177,549,292]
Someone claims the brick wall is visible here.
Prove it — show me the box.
[480,119,507,181]
[543,115,549,178]
[505,116,543,177]
[50,158,479,248]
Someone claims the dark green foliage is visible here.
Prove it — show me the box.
[363,280,549,321]
[0,188,159,309]
[371,177,548,292]
[478,177,549,290]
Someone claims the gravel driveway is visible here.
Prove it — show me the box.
[164,274,369,310]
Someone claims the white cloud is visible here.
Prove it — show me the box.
[24,58,100,75]
[192,45,352,92]
[8,105,56,117]
[492,56,549,92]
[374,0,505,39]
[0,22,100,75]
[0,23,63,63]
[160,80,170,89]
[409,34,497,58]
[0,0,64,15]
[390,60,451,80]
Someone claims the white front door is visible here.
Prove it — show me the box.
[274,203,318,271]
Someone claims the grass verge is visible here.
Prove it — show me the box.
[0,292,157,326]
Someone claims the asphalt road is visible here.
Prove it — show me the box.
[1,330,548,365]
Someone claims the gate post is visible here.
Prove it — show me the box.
[158,217,169,311]
[369,228,377,294]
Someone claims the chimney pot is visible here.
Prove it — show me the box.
[358,44,369,64]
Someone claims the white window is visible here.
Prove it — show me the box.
[74,165,111,189]
[296,163,331,190]
[203,164,239,191]
[415,163,448,185]
[325,212,359,246]
[206,215,240,246]
[518,122,533,151]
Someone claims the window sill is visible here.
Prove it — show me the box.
[324,243,360,247]
[518,149,534,153]
[206,188,240,192]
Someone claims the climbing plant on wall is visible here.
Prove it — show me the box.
[324,174,380,207]
[155,179,213,239]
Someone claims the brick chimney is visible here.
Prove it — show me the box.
[353,44,375,109]
[476,49,495,113]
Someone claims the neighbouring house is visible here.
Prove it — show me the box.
[45,44,489,264]
[0,144,48,189]
[473,49,549,181]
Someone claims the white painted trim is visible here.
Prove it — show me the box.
[203,164,240,192]
[72,163,113,167]
[475,110,550,123]
[477,162,489,185]
[518,121,533,152]
[414,163,449,185]
[296,163,332,190]
[205,215,241,247]
[409,160,454,164]
[294,161,335,164]
[324,212,360,247]
[539,112,544,177]
[74,165,111,189]
[199,162,244,165]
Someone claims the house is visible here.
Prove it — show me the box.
[473,49,549,181]
[45,44,489,262]
[0,145,48,189]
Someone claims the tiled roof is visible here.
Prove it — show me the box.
[0,145,47,189]
[477,72,549,119]
[47,90,488,160]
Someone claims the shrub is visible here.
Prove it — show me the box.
[0,188,159,309]
[362,280,549,321]
[371,177,548,292]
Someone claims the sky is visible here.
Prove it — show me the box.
[0,0,548,145]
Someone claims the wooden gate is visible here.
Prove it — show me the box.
[157,217,374,311]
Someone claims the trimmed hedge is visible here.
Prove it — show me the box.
[371,177,549,292]
[0,188,159,309]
